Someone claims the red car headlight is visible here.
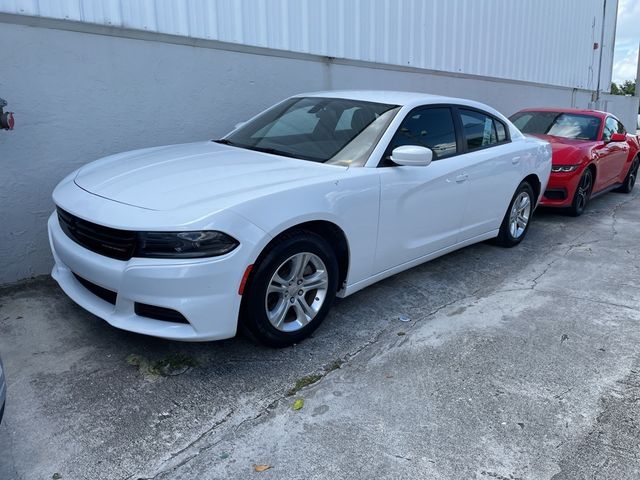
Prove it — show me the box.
[551,165,579,173]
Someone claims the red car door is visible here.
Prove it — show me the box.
[597,116,630,186]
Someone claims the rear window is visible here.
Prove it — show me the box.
[459,109,507,151]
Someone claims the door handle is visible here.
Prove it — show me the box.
[455,173,469,183]
[512,156,521,165]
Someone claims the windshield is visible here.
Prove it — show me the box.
[509,111,601,141]
[217,97,400,165]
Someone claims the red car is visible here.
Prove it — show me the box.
[509,108,640,216]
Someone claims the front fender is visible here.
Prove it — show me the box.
[232,171,380,286]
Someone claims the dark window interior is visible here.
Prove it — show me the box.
[459,109,501,150]
[386,107,458,160]
[223,97,397,162]
[495,120,507,142]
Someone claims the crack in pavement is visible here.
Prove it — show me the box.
[135,325,393,479]
[609,193,638,237]
[551,360,640,479]
[535,290,639,312]
[130,408,236,480]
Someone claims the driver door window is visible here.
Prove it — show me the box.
[386,107,458,161]
[603,117,619,142]
[600,116,629,184]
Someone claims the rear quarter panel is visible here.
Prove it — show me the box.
[525,136,552,202]
[457,133,548,240]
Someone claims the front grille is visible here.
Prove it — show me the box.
[73,273,117,305]
[134,303,190,324]
[57,208,137,260]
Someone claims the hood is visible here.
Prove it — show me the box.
[525,134,592,165]
[74,141,344,211]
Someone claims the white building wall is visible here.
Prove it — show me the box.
[0,0,618,90]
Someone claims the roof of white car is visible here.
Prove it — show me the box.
[297,90,472,107]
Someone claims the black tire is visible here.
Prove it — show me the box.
[615,156,639,194]
[568,168,593,217]
[240,231,339,348]
[495,181,535,248]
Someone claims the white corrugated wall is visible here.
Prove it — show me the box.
[0,0,617,90]
[0,0,617,89]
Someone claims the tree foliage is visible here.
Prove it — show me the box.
[610,80,636,96]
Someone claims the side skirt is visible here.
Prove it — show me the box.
[590,182,623,200]
[339,230,499,298]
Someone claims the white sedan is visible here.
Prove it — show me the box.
[49,91,551,346]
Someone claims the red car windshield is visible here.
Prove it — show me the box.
[510,111,601,141]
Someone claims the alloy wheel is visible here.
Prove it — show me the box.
[627,159,638,191]
[508,191,531,239]
[265,252,329,332]
[575,170,593,211]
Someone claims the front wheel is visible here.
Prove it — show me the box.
[568,168,593,217]
[495,181,534,247]
[615,157,639,194]
[240,231,339,347]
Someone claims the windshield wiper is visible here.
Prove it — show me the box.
[214,139,236,146]
[244,145,302,159]
[214,139,293,156]
[214,139,317,161]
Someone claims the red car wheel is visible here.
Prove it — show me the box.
[569,168,593,216]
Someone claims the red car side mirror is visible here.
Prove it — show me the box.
[609,132,626,142]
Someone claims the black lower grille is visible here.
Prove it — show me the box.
[58,208,136,260]
[73,273,117,305]
[134,303,190,324]
[544,189,567,201]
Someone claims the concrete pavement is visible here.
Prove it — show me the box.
[0,191,639,479]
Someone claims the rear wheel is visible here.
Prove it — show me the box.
[495,181,534,247]
[568,168,593,217]
[615,157,639,194]
[240,231,338,347]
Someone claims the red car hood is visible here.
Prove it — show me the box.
[526,134,592,165]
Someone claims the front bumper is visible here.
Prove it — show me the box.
[48,212,250,341]
[539,168,583,208]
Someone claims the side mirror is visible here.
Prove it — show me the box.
[234,121,246,130]
[610,132,626,142]
[390,145,433,167]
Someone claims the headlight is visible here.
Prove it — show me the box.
[551,165,579,173]
[135,231,239,258]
